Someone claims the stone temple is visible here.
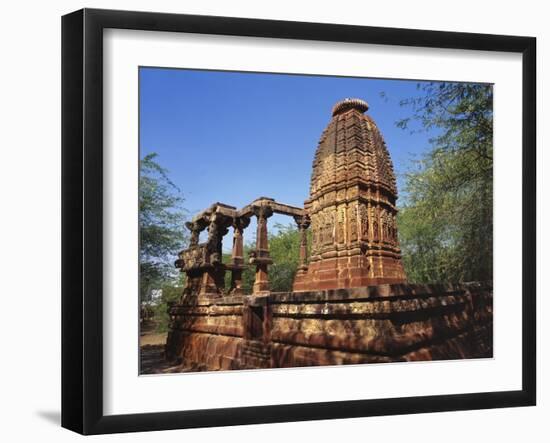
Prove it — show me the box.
[294,98,406,291]
[163,98,492,371]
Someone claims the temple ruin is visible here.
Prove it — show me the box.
[163,98,493,371]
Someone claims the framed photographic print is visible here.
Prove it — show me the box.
[61,8,536,435]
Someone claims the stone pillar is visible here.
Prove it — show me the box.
[200,214,229,296]
[294,216,310,270]
[179,221,207,299]
[185,221,201,247]
[250,205,273,294]
[291,215,310,292]
[229,216,250,295]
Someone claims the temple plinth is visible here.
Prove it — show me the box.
[293,98,406,291]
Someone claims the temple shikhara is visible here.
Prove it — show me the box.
[296,98,406,291]
[163,98,493,371]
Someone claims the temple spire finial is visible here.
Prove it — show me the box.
[331,97,369,116]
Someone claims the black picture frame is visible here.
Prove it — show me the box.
[61,8,536,435]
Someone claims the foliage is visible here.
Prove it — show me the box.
[265,223,303,292]
[139,153,188,302]
[147,283,183,333]
[395,82,493,283]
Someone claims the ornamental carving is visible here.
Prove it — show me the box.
[295,98,406,290]
[348,204,358,242]
[337,207,345,244]
[359,204,369,240]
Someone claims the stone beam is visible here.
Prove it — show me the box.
[191,202,238,224]
[239,197,305,218]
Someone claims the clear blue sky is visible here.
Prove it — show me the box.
[139,67,433,250]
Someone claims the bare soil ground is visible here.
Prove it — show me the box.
[140,332,167,346]
[139,321,182,374]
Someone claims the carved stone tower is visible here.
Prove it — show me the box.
[293,98,406,291]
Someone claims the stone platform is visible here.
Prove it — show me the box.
[165,281,493,371]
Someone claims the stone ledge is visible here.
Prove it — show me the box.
[165,281,493,371]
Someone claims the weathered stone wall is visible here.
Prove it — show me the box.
[165,295,246,371]
[165,282,492,371]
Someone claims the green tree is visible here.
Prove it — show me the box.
[150,284,185,333]
[266,223,302,292]
[224,223,303,294]
[395,82,493,283]
[139,153,187,302]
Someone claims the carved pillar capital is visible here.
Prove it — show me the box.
[294,215,310,270]
[252,204,273,220]
[185,221,202,247]
[232,215,251,232]
[293,215,311,230]
[206,213,231,263]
